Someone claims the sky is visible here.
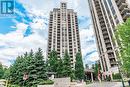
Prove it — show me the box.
[0,0,99,67]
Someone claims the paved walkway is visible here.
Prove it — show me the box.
[86,82,129,87]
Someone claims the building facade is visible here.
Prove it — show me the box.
[88,0,130,77]
[47,2,81,68]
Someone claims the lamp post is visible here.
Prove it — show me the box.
[115,47,125,87]
[116,61,125,87]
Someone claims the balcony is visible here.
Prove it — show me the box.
[105,40,110,43]
[119,3,127,10]
[99,16,103,19]
[98,14,102,17]
[106,44,112,48]
[99,18,104,23]
[107,49,113,53]
[101,26,106,30]
[100,23,105,27]
[108,56,115,59]
[110,61,117,65]
[121,8,130,15]
[116,0,125,6]
[104,35,109,39]
[96,9,101,13]
[102,30,108,34]
[95,1,99,6]
[96,5,100,9]
[123,12,130,20]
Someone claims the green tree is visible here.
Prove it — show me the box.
[115,18,130,74]
[47,50,59,73]
[10,55,25,85]
[27,48,48,86]
[34,48,48,80]
[0,63,4,79]
[75,52,84,80]
[47,50,64,78]
[62,50,72,77]
[3,68,10,79]
[9,48,48,86]
[94,63,99,78]
[92,64,95,69]
[56,58,64,78]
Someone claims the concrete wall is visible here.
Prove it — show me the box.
[37,78,70,87]
[70,82,86,87]
[38,78,86,87]
[54,77,70,87]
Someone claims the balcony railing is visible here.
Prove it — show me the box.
[119,3,127,10]
[116,0,125,6]
[121,8,130,15]
[108,56,115,59]
[104,35,109,39]
[106,44,112,48]
[110,61,117,65]
[123,12,130,20]
[105,40,110,43]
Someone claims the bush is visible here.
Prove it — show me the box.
[113,73,121,80]
[106,76,111,81]
[126,73,130,78]
[38,80,54,85]
[85,80,91,84]
[8,84,20,87]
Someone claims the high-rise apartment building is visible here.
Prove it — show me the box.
[47,2,81,68]
[88,0,130,77]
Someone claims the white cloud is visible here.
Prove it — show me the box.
[18,0,90,17]
[15,9,26,17]
[30,18,47,31]
[86,52,99,62]
[16,23,28,32]
[0,59,11,67]
[80,25,99,64]
[0,0,51,66]
[0,22,47,66]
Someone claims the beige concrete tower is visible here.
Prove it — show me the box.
[88,0,130,77]
[47,2,81,68]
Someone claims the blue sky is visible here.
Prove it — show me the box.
[0,0,99,67]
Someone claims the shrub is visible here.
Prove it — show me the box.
[38,80,54,85]
[8,84,20,87]
[106,76,111,81]
[113,73,121,80]
[85,80,91,84]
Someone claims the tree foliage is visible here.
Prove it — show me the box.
[115,18,130,73]
[47,50,65,78]
[56,58,64,78]
[75,52,84,80]
[0,63,4,79]
[3,68,10,79]
[7,49,84,86]
[9,48,48,86]
[62,50,72,77]
[93,63,99,77]
[48,50,72,78]
[47,50,59,73]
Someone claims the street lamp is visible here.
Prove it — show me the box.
[116,61,125,87]
[115,47,125,87]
